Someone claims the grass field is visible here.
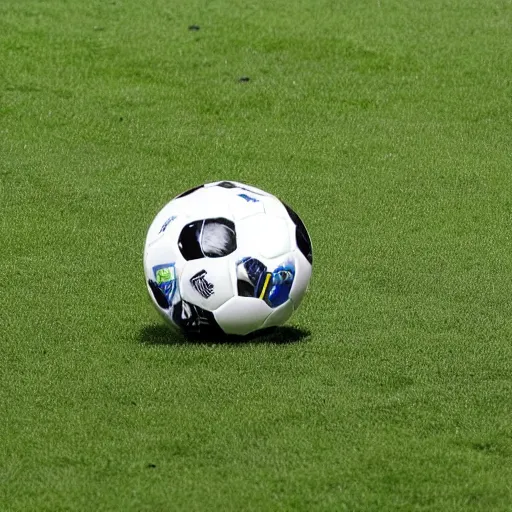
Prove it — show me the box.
[2,0,512,509]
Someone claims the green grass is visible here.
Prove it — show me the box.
[2,0,512,509]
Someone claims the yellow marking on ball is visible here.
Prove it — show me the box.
[259,273,272,299]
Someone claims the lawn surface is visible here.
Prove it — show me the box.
[1,0,512,510]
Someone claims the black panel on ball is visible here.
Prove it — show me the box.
[178,218,237,261]
[178,221,204,260]
[283,202,313,264]
[148,280,170,309]
[237,279,255,297]
[171,300,224,335]
[202,218,236,257]
[216,181,237,189]
[175,184,204,199]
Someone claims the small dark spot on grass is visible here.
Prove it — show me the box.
[147,463,157,468]
[188,25,200,31]
[472,442,498,454]
[239,76,250,82]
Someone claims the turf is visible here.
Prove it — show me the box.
[1,0,512,510]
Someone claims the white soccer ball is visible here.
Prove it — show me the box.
[143,181,312,336]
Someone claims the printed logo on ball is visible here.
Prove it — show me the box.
[152,263,177,303]
[190,270,215,299]
[159,215,177,234]
[237,193,259,203]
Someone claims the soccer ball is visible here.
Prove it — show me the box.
[143,181,312,336]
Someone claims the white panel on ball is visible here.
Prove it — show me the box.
[229,193,265,220]
[261,195,290,220]
[214,296,272,335]
[144,203,184,248]
[176,187,233,221]
[262,299,294,329]
[144,234,184,277]
[236,214,291,260]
